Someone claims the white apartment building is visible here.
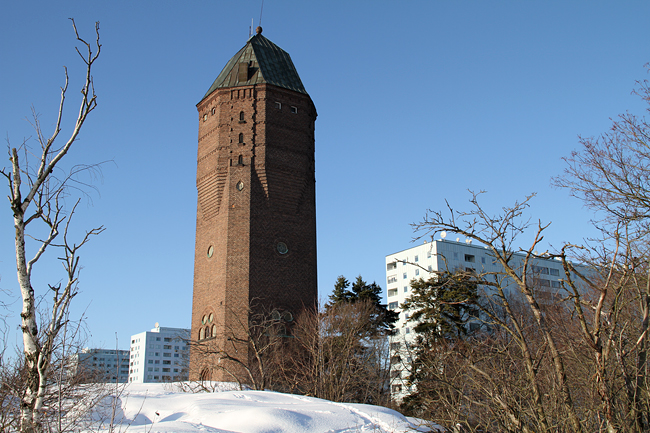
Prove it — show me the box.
[129,323,190,383]
[385,237,569,400]
[72,348,130,383]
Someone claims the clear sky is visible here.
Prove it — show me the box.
[1,1,649,350]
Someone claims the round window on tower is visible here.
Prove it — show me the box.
[202,315,207,325]
[207,245,214,258]
[276,242,288,255]
[208,313,214,323]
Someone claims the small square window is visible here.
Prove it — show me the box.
[415,269,419,276]
[404,286,408,293]
[414,255,419,262]
[275,102,281,109]
[290,106,298,114]
[403,273,407,279]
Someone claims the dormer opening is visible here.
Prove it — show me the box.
[237,62,249,82]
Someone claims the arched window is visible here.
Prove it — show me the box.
[211,324,217,338]
[199,328,204,340]
[238,133,244,143]
[239,111,245,122]
[205,326,211,338]
[238,155,243,165]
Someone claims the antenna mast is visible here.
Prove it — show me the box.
[259,0,264,27]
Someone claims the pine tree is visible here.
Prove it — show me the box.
[401,272,479,340]
[327,275,398,335]
[329,276,353,304]
[399,271,479,416]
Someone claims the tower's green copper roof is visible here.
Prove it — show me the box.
[201,32,307,102]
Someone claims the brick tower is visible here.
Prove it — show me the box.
[190,27,317,381]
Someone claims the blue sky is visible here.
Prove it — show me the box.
[1,1,649,350]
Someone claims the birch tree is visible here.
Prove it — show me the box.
[1,19,102,433]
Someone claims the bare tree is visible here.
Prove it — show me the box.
[189,303,290,391]
[1,19,102,433]
[554,66,650,229]
[403,190,650,432]
[553,67,650,432]
[285,300,391,406]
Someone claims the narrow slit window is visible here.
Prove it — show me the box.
[238,133,244,143]
[239,111,245,122]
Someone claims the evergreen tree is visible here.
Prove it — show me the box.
[329,276,354,304]
[401,272,479,340]
[399,272,479,415]
[327,275,398,335]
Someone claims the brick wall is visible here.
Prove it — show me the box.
[190,84,317,381]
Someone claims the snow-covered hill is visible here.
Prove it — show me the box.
[91,383,441,433]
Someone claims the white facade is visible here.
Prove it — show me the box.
[385,238,570,400]
[129,324,190,383]
[72,348,130,383]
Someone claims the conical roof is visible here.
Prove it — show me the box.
[201,32,307,102]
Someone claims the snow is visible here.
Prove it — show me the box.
[91,382,441,433]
